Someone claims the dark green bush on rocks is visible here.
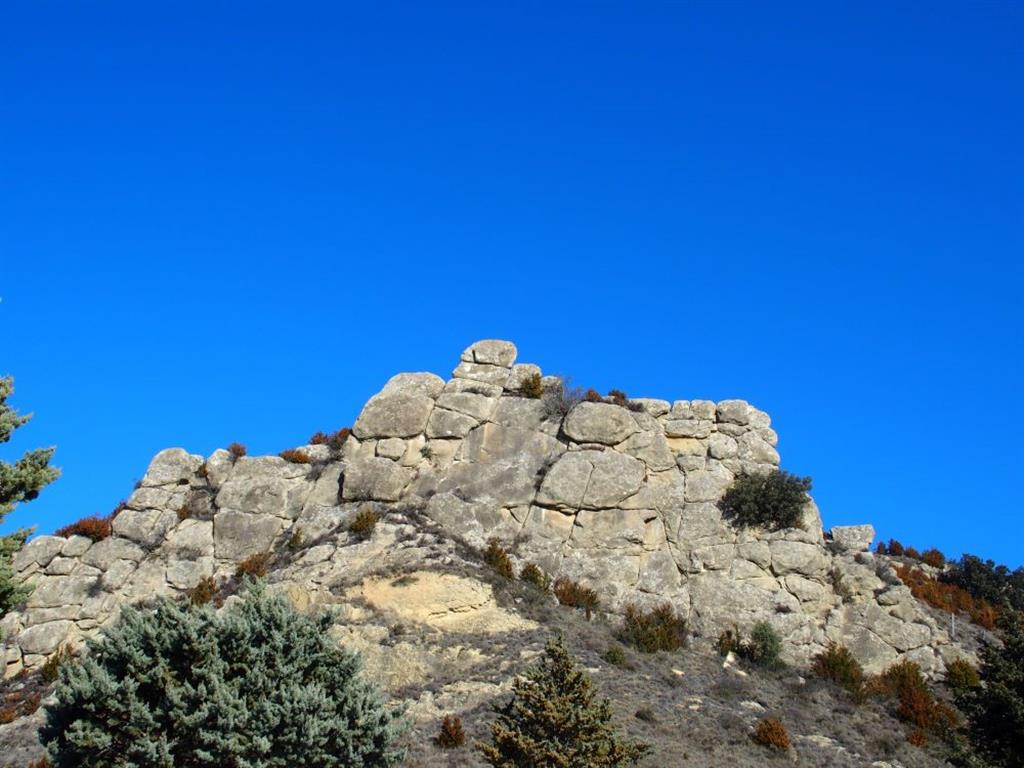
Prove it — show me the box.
[42,583,406,768]
[718,469,812,531]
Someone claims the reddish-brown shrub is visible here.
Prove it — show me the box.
[607,389,629,407]
[28,760,51,768]
[908,730,928,747]
[753,717,790,751]
[896,564,998,629]
[921,548,946,568]
[327,427,351,451]
[887,539,905,557]
[875,541,888,555]
[235,552,271,578]
[279,448,312,464]
[434,714,466,748]
[519,562,549,591]
[309,431,328,445]
[0,706,14,724]
[553,576,600,619]
[484,539,514,579]
[871,660,959,739]
[905,546,922,561]
[520,373,544,399]
[55,514,113,542]
[227,442,247,459]
[584,388,604,402]
[187,576,218,606]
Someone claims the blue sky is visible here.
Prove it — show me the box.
[1,2,1021,566]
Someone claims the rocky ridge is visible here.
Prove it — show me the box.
[2,340,964,681]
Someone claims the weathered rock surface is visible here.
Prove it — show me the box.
[2,339,959,685]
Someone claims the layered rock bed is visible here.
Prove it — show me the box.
[3,340,963,680]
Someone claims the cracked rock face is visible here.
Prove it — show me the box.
[2,339,956,680]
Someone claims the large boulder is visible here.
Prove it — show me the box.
[830,524,875,553]
[562,402,638,445]
[353,392,434,439]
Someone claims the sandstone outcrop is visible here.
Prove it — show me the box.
[2,340,958,678]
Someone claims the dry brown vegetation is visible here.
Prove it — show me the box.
[896,563,998,629]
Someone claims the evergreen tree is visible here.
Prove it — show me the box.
[478,635,650,768]
[0,375,60,617]
[42,582,407,768]
[959,612,1024,768]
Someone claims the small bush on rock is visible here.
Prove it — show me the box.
[435,714,465,748]
[349,507,379,540]
[619,603,687,653]
[541,379,584,420]
[584,388,604,403]
[744,621,783,667]
[716,629,740,656]
[40,645,71,684]
[41,584,406,767]
[812,643,865,700]
[753,717,790,751]
[718,469,812,531]
[520,373,544,399]
[227,442,247,459]
[187,576,218,606]
[887,539,905,557]
[54,514,112,542]
[279,448,312,464]
[484,539,514,579]
[235,552,271,578]
[519,562,549,591]
[553,577,599,620]
[478,636,650,767]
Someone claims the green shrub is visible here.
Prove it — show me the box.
[603,643,627,667]
[744,621,782,667]
[959,612,1024,766]
[812,643,865,700]
[478,636,649,767]
[718,470,812,530]
[519,562,549,591]
[552,577,599,620]
[619,603,687,653]
[484,539,514,579]
[41,584,406,767]
[945,658,980,694]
